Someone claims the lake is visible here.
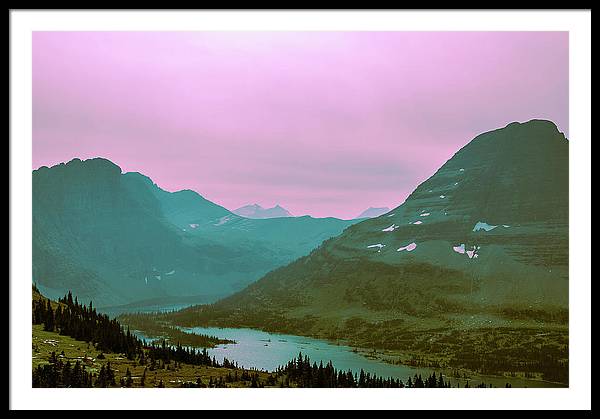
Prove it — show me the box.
[182,326,432,380]
[122,305,566,389]
[176,326,565,388]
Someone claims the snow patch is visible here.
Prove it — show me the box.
[473,221,497,232]
[453,244,480,259]
[412,220,423,225]
[387,213,395,217]
[439,195,446,199]
[420,212,430,217]
[473,222,511,232]
[189,223,199,229]
[165,270,175,275]
[367,243,386,253]
[397,242,417,252]
[214,216,233,226]
[459,168,465,172]
[382,224,398,232]
[453,244,466,254]
[144,277,148,285]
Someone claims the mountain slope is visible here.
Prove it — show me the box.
[33,158,358,306]
[233,204,293,219]
[32,158,236,305]
[170,120,569,339]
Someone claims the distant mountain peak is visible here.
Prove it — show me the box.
[233,203,293,219]
[356,207,391,219]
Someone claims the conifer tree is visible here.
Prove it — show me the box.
[125,367,133,387]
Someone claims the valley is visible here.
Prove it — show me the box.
[31,120,570,388]
[34,288,522,388]
[117,120,569,387]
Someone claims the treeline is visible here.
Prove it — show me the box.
[499,307,569,324]
[181,370,267,388]
[456,350,568,384]
[32,351,136,388]
[143,339,238,369]
[32,291,239,368]
[275,353,472,388]
[33,353,95,387]
[117,312,234,348]
[33,291,141,358]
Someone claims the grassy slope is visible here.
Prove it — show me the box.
[32,288,282,388]
[32,325,277,388]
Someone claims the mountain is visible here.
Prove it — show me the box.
[233,204,293,219]
[169,120,569,349]
[356,207,391,219]
[126,172,232,227]
[32,158,359,306]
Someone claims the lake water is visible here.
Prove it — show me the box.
[182,326,434,382]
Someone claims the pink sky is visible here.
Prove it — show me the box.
[32,31,568,219]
